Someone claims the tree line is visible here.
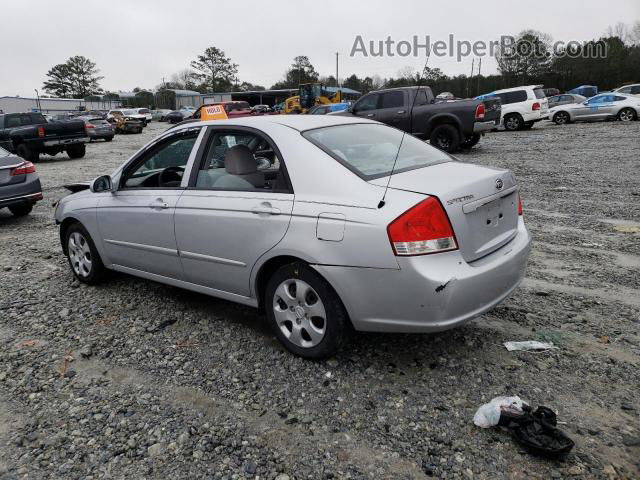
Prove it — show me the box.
[42,21,640,101]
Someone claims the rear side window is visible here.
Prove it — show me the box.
[614,96,626,102]
[618,87,631,94]
[508,91,528,103]
[632,86,640,94]
[380,91,404,109]
[533,88,546,99]
[303,123,450,180]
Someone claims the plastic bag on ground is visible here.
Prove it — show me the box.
[473,396,528,428]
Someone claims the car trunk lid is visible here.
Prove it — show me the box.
[0,155,26,186]
[370,161,519,263]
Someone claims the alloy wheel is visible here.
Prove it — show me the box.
[555,112,569,124]
[505,116,521,130]
[619,109,635,122]
[68,232,92,278]
[272,279,327,348]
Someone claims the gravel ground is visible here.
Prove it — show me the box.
[0,120,638,480]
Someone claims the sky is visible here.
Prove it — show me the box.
[1,0,638,97]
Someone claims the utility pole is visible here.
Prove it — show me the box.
[467,58,475,97]
[336,52,339,87]
[476,58,482,96]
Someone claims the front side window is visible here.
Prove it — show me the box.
[354,94,379,112]
[303,123,450,180]
[195,129,289,192]
[122,129,200,189]
[618,87,631,94]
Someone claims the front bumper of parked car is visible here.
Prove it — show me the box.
[314,218,531,333]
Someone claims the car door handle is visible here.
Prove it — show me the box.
[366,113,375,117]
[396,110,406,114]
[149,199,169,209]
[251,204,281,215]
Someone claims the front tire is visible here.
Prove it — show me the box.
[65,223,106,284]
[104,136,114,142]
[553,111,571,125]
[460,133,481,149]
[618,108,636,122]
[429,124,460,153]
[8,203,33,217]
[67,144,86,159]
[265,262,349,359]
[16,144,38,162]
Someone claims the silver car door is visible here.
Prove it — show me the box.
[97,127,203,279]
[175,127,294,297]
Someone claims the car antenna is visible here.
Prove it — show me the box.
[378,54,430,209]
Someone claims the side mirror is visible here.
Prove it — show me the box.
[430,98,436,104]
[91,175,113,193]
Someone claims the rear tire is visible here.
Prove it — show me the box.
[67,144,86,159]
[429,124,460,153]
[8,203,33,217]
[265,262,349,359]
[618,108,636,122]
[104,136,113,142]
[16,144,38,162]
[64,223,106,285]
[504,114,523,131]
[522,121,534,130]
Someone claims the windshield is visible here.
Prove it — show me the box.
[123,109,137,115]
[138,109,149,114]
[303,123,451,180]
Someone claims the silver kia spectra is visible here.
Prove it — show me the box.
[55,115,531,358]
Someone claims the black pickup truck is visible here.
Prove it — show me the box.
[0,112,89,161]
[344,86,501,153]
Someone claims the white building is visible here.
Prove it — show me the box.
[0,96,121,114]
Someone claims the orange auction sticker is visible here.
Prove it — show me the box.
[201,105,228,120]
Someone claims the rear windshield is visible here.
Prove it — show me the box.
[123,109,137,115]
[533,88,546,99]
[90,119,109,125]
[0,145,9,157]
[303,123,450,180]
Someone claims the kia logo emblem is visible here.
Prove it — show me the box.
[495,178,504,190]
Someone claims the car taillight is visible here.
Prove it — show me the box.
[86,124,95,129]
[532,102,540,111]
[475,103,485,120]
[518,194,523,216]
[387,197,458,256]
[10,161,36,176]
[37,126,45,137]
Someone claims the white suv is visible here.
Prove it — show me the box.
[486,85,549,131]
[613,84,640,97]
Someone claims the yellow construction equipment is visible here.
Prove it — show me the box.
[283,83,343,114]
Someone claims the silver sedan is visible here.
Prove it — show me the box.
[55,116,531,358]
[550,93,640,124]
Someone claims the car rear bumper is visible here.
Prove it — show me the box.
[43,137,89,147]
[314,218,531,333]
[474,120,498,133]
[0,176,43,208]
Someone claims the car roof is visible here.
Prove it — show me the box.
[193,114,375,132]
[492,85,543,94]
